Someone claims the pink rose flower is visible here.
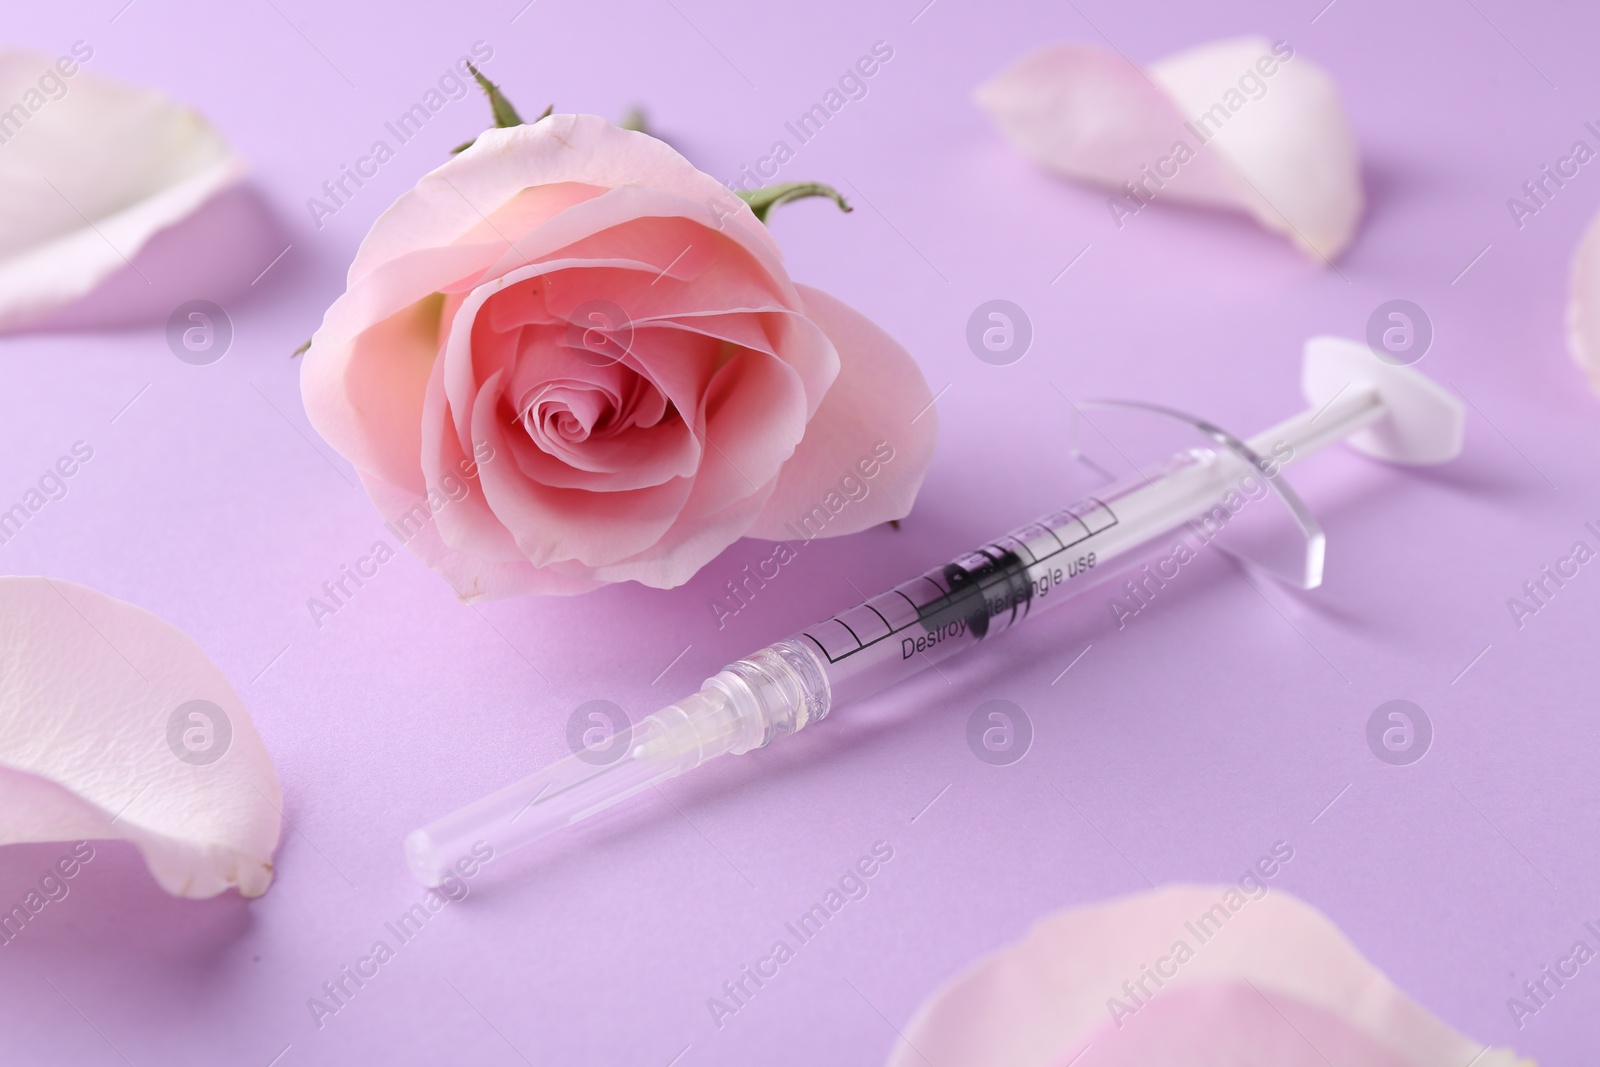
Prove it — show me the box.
[301,114,936,598]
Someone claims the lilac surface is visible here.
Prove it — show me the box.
[2,0,1597,1061]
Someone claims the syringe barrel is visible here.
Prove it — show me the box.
[782,443,1272,712]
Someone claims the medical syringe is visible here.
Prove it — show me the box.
[404,337,1464,886]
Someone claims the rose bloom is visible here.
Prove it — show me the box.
[301,114,936,598]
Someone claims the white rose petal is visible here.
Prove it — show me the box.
[1568,210,1600,396]
[0,577,281,898]
[888,885,1529,1067]
[0,48,244,331]
[976,36,1363,261]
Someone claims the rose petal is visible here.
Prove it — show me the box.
[427,254,816,557]
[471,368,697,568]
[888,885,1528,1067]
[362,472,604,599]
[576,474,778,588]
[1149,39,1362,258]
[976,37,1363,260]
[313,127,796,350]
[347,114,775,284]
[303,294,446,497]
[414,246,807,494]
[746,285,937,539]
[0,50,244,330]
[0,577,281,898]
[1568,209,1600,394]
[974,44,1248,211]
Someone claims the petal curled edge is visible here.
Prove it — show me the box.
[745,285,937,540]
[1568,209,1600,396]
[363,462,779,599]
[0,51,243,331]
[347,114,777,286]
[888,885,1528,1067]
[0,578,281,898]
[363,472,604,600]
[975,44,1248,210]
[976,37,1363,260]
[1149,38,1362,260]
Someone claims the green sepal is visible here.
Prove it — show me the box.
[451,65,552,154]
[735,182,851,224]
[471,62,523,128]
[618,107,650,134]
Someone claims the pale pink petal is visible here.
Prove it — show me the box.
[889,885,1528,1067]
[302,294,444,497]
[455,181,611,249]
[1568,209,1600,395]
[349,114,777,283]
[683,345,808,510]
[0,577,281,898]
[365,454,778,598]
[505,355,698,491]
[1149,38,1362,259]
[316,242,508,346]
[475,186,777,294]
[977,37,1363,260]
[0,49,244,330]
[420,347,526,567]
[470,369,696,568]
[363,473,602,600]
[747,285,937,539]
[429,251,806,468]
[974,44,1247,211]
[424,254,816,564]
[310,133,795,353]
[1070,984,1439,1066]
[576,475,778,588]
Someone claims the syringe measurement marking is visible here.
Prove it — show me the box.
[989,517,1073,622]
[892,589,922,616]
[806,505,1107,662]
[976,546,1025,629]
[801,512,1111,665]
[800,499,1120,665]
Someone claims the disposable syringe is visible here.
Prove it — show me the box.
[404,336,1464,886]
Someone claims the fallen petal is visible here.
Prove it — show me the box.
[976,37,1363,260]
[0,48,244,331]
[1568,209,1600,395]
[0,577,281,898]
[888,884,1528,1067]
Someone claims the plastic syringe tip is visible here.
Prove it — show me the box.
[403,683,762,886]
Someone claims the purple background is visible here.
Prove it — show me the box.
[3,0,1598,1061]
